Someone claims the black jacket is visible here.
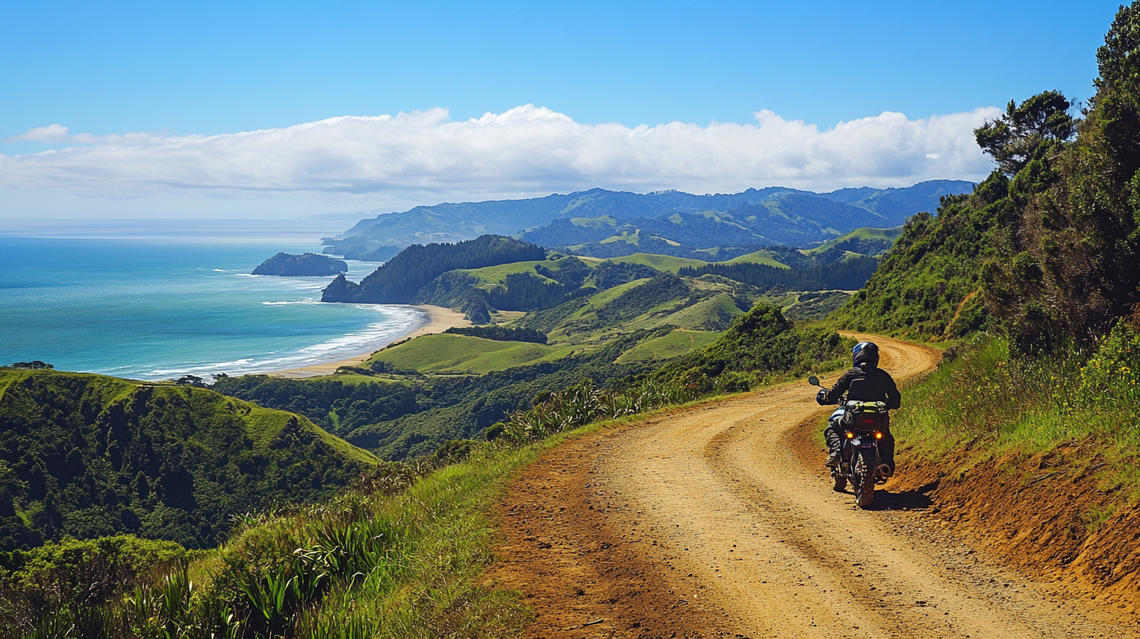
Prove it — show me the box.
[821,363,901,409]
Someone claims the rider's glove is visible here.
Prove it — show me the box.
[815,388,829,405]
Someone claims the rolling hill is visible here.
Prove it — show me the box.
[322,181,972,259]
[0,368,377,550]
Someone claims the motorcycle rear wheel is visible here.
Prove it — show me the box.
[853,448,875,508]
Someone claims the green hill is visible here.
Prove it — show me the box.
[0,369,377,550]
[367,334,580,374]
[321,235,545,304]
[323,182,972,259]
[805,226,902,257]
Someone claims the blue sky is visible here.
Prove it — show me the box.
[0,1,1126,221]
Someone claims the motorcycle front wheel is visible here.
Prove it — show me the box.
[853,448,876,508]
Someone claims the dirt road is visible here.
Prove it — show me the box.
[492,335,1138,638]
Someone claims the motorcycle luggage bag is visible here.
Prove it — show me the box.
[842,400,888,430]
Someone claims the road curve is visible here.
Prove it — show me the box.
[492,335,1136,638]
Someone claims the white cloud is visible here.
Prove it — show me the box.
[4,124,168,146]
[0,105,1001,210]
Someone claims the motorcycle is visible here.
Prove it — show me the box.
[808,375,892,509]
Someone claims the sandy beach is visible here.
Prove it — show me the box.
[271,305,470,378]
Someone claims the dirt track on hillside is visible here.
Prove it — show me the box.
[490,335,1140,638]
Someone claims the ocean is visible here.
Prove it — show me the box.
[0,233,423,381]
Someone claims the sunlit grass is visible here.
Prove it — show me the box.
[894,331,1140,501]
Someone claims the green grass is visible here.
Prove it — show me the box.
[893,334,1140,502]
[804,226,902,254]
[239,400,379,466]
[723,249,791,269]
[616,329,722,363]
[456,256,599,288]
[367,334,583,374]
[599,231,641,245]
[603,253,707,273]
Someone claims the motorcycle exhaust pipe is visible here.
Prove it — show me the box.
[878,464,893,478]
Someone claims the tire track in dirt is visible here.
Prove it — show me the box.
[491,335,1138,638]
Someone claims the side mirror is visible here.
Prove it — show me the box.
[808,375,820,387]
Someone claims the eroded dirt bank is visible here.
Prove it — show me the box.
[491,336,1139,638]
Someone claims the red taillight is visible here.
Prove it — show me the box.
[863,418,875,426]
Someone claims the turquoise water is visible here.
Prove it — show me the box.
[0,236,423,381]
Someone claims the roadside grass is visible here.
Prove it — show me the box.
[892,331,1140,503]
[8,392,736,639]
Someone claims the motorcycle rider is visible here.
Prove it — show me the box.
[816,341,901,472]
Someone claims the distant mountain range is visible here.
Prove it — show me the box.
[322,180,973,260]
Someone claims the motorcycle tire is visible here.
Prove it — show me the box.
[853,448,875,509]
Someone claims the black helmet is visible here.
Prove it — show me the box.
[852,341,879,367]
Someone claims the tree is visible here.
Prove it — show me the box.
[1093,2,1140,179]
[974,91,1076,176]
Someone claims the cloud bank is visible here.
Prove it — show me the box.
[1,105,1000,207]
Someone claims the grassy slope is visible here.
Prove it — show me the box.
[804,226,902,255]
[368,271,780,377]
[615,329,722,363]
[603,253,707,273]
[364,276,748,374]
[0,370,375,468]
[0,369,378,550]
[723,249,792,269]
[367,334,582,374]
[456,255,598,287]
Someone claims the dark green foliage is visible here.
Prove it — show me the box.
[678,257,879,292]
[534,256,591,287]
[251,252,348,276]
[982,5,1140,350]
[0,371,371,550]
[594,273,691,323]
[212,375,420,441]
[355,244,401,262]
[415,256,607,314]
[831,187,1001,339]
[3,362,52,371]
[588,261,659,288]
[513,297,593,333]
[443,325,548,344]
[0,535,188,633]
[833,4,1140,351]
[321,235,545,304]
[463,294,492,324]
[784,291,852,321]
[412,271,482,309]
[974,91,1076,176]
[484,272,595,311]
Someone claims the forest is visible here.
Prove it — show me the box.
[0,370,375,550]
[321,235,545,304]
